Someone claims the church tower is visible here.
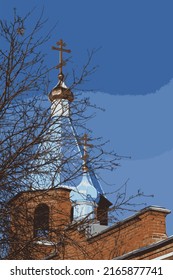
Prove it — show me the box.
[6,40,173,261]
[8,40,111,259]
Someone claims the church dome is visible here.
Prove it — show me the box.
[48,79,74,102]
[71,172,98,202]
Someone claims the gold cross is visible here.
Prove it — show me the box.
[52,39,71,75]
[79,133,93,172]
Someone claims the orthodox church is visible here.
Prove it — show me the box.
[8,40,173,260]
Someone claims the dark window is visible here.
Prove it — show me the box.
[34,204,49,238]
[70,206,74,222]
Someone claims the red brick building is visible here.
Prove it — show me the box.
[8,187,173,260]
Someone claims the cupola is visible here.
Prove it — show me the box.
[48,73,74,103]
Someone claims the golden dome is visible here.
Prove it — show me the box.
[48,74,74,102]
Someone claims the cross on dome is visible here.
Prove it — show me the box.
[52,39,71,81]
[49,39,73,103]
[79,133,93,172]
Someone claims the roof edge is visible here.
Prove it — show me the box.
[88,205,171,240]
[114,235,173,260]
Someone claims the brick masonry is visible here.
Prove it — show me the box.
[8,188,172,260]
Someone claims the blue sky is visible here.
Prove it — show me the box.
[1,1,173,234]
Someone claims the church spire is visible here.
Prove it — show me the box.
[31,39,105,197]
[48,39,74,104]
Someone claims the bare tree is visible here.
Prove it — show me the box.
[0,10,148,260]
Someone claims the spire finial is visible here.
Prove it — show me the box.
[80,134,93,172]
[52,39,71,81]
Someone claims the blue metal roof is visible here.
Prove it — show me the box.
[30,114,104,199]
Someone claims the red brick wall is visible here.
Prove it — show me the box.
[85,208,168,259]
[8,189,170,260]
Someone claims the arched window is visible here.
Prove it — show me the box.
[34,204,49,238]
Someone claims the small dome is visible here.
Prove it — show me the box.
[71,172,98,202]
[48,79,74,102]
